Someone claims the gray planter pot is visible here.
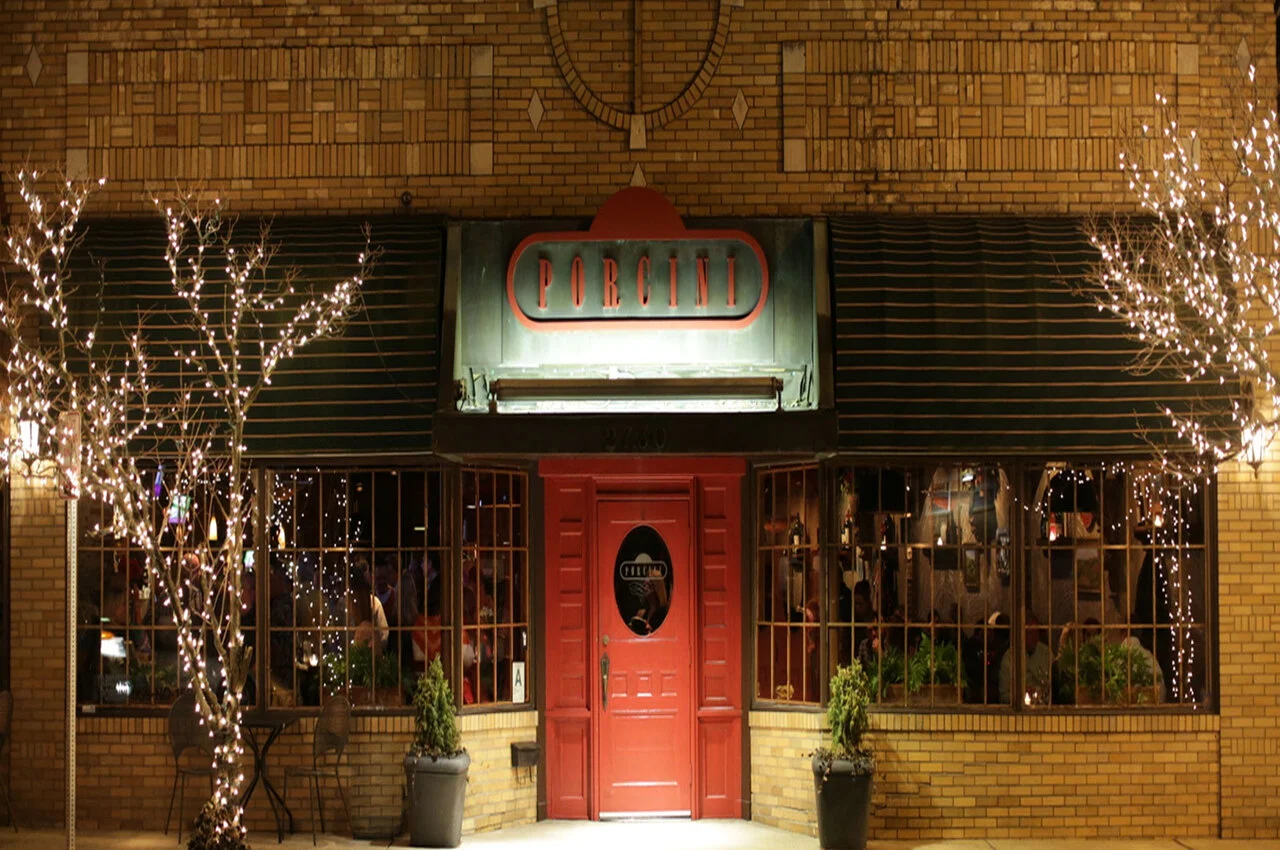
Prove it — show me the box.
[812,753,873,850]
[404,750,470,848]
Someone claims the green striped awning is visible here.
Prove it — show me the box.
[830,216,1223,456]
[63,214,443,457]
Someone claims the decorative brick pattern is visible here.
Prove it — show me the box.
[3,1,1262,217]
[62,46,472,191]
[540,0,734,140]
[796,39,1196,176]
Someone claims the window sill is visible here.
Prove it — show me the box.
[749,706,1219,735]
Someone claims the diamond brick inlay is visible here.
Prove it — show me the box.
[1237,37,1252,74]
[527,91,545,132]
[25,45,42,85]
[732,89,749,130]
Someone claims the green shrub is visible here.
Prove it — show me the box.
[1100,639,1155,703]
[815,661,874,776]
[1055,635,1154,705]
[867,643,905,699]
[411,655,462,759]
[326,641,401,691]
[907,634,965,691]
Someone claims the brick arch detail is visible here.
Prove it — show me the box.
[540,0,738,134]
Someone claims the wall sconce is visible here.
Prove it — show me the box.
[1240,423,1275,476]
[18,420,40,458]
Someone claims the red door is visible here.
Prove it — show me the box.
[594,498,693,817]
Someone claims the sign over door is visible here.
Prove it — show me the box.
[595,500,693,817]
[455,189,816,413]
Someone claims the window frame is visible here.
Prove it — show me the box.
[0,484,8,694]
[74,457,534,717]
[749,457,1218,716]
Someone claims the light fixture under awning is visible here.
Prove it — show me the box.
[487,376,784,414]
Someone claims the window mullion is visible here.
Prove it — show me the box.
[452,464,464,711]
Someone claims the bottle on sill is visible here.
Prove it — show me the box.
[789,514,805,551]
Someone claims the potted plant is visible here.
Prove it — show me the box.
[326,642,403,704]
[869,643,906,703]
[404,656,469,848]
[906,634,964,705]
[1055,634,1158,706]
[812,661,875,850]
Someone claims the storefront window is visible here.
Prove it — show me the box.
[266,467,452,709]
[77,477,255,707]
[753,461,1212,712]
[460,468,529,707]
[77,462,531,713]
[755,464,822,704]
[830,464,1011,708]
[1023,464,1210,708]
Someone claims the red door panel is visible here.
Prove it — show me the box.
[543,460,744,822]
[544,480,591,819]
[595,499,693,816]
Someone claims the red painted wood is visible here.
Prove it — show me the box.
[541,457,745,478]
[544,479,591,819]
[542,457,744,821]
[695,475,744,819]
[595,498,694,815]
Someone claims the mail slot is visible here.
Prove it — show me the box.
[511,741,540,768]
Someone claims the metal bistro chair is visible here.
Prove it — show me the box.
[164,692,215,844]
[284,695,352,845]
[0,691,16,831]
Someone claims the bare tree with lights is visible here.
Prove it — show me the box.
[1,170,373,848]
[1074,69,1280,478]
[1064,72,1280,706]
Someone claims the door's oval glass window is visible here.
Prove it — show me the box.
[614,524,674,636]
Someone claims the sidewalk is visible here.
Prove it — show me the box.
[1,822,1280,850]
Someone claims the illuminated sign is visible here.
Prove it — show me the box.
[506,188,769,331]
[454,191,817,414]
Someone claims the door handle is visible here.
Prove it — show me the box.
[601,652,610,711]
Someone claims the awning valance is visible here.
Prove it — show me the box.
[65,214,444,457]
[830,215,1221,457]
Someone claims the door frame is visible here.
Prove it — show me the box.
[591,490,698,819]
[541,456,746,821]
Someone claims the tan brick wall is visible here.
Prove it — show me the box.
[74,709,537,838]
[8,474,67,829]
[0,2,1271,218]
[751,709,1220,839]
[1217,461,1280,838]
[4,0,1279,840]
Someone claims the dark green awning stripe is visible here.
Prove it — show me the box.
[830,215,1226,456]
[65,214,444,456]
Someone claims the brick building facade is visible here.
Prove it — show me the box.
[3,0,1279,842]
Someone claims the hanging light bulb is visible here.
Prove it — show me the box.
[208,517,219,542]
[277,524,286,549]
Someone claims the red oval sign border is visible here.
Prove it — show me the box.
[505,187,770,333]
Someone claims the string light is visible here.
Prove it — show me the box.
[1074,68,1280,476]
[0,171,373,845]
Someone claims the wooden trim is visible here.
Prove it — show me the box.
[541,456,745,478]
[439,222,463,414]
[813,218,835,411]
[435,411,836,458]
